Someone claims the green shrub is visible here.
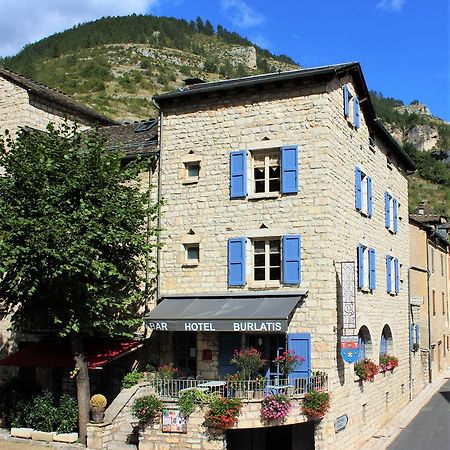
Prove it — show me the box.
[132,395,162,424]
[122,371,143,388]
[55,394,78,433]
[27,391,58,432]
[178,388,209,417]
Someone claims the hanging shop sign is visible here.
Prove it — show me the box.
[340,261,356,329]
[340,336,359,364]
[162,408,187,434]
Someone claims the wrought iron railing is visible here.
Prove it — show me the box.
[146,372,328,400]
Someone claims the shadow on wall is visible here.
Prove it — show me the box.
[335,269,346,387]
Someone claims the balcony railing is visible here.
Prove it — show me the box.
[146,372,328,400]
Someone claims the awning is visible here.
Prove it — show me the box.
[145,291,306,332]
[0,339,142,370]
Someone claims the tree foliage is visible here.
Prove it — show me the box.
[0,123,157,337]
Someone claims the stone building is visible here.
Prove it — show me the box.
[139,62,416,449]
[409,206,449,392]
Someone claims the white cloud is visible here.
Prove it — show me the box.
[0,0,158,57]
[220,0,265,28]
[376,0,406,12]
[250,34,272,51]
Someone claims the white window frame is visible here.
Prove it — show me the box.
[361,173,369,216]
[250,149,281,197]
[252,238,281,284]
[184,243,200,266]
[361,245,370,290]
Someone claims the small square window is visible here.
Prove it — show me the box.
[184,161,200,182]
[184,244,199,266]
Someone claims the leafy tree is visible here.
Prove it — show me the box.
[0,123,158,443]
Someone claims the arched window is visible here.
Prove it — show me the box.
[380,325,393,356]
[357,326,372,361]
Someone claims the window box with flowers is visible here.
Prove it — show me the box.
[260,394,291,424]
[204,396,242,435]
[301,390,330,420]
[354,358,379,382]
[379,354,399,372]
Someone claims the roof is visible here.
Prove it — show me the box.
[153,62,415,171]
[98,120,159,159]
[0,66,116,126]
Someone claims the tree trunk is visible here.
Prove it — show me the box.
[70,334,90,446]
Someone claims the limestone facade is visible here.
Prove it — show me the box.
[150,64,414,449]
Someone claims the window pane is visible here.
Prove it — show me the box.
[269,166,280,178]
[270,267,281,280]
[269,179,280,192]
[187,246,199,260]
[187,164,200,177]
[254,254,265,266]
[255,180,265,193]
[270,240,280,252]
[254,167,265,180]
[254,241,265,253]
[270,253,280,266]
[254,268,265,281]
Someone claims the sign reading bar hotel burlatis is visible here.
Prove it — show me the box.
[341,261,356,329]
[162,408,187,433]
[147,320,286,332]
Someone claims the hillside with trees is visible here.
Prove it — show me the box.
[0,14,448,216]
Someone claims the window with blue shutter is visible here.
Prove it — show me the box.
[230,150,247,199]
[394,258,400,294]
[282,235,301,285]
[228,238,246,286]
[358,244,364,289]
[281,146,298,194]
[367,176,373,217]
[386,255,392,293]
[354,97,360,129]
[287,333,310,382]
[355,167,362,211]
[369,248,376,290]
[343,84,349,117]
[385,192,391,229]
[415,324,420,346]
[393,199,398,233]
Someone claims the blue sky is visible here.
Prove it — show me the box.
[1,0,449,120]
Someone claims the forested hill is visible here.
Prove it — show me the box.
[0,15,448,216]
[0,15,299,120]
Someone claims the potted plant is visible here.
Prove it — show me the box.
[354,358,379,382]
[90,394,107,423]
[260,394,291,424]
[230,348,265,380]
[274,350,304,378]
[156,364,179,380]
[301,390,330,420]
[204,396,242,435]
[379,354,399,372]
[131,395,163,427]
[225,373,244,397]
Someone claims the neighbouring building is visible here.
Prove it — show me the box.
[138,62,416,450]
[409,205,449,393]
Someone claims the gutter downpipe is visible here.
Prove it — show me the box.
[426,242,432,384]
[408,267,413,401]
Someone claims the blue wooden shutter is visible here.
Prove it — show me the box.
[409,324,414,351]
[386,255,392,293]
[367,176,373,217]
[281,145,298,194]
[393,198,398,233]
[230,150,247,198]
[385,192,391,229]
[358,244,364,289]
[369,248,376,290]
[415,324,420,345]
[228,238,246,286]
[287,333,310,382]
[354,97,360,129]
[394,258,400,294]
[343,84,349,117]
[380,334,387,356]
[282,235,301,284]
[355,167,362,210]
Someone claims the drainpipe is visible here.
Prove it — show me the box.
[426,244,432,383]
[143,158,154,324]
[408,267,413,401]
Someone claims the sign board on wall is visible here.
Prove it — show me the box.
[340,262,356,329]
[410,296,424,306]
[162,408,187,433]
[335,414,348,433]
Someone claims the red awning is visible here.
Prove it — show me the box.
[0,339,142,369]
